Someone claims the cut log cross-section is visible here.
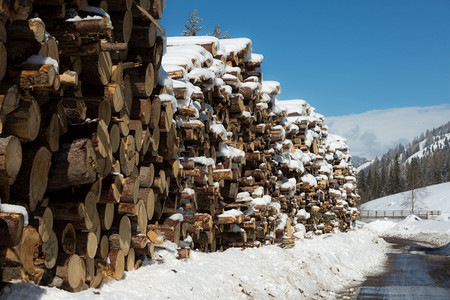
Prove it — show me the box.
[3,98,41,141]
[55,253,86,292]
[0,135,22,184]
[11,146,52,211]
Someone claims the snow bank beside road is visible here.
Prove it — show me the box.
[365,215,450,246]
[1,230,388,300]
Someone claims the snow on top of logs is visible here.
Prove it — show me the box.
[218,208,243,218]
[165,46,212,70]
[236,192,252,202]
[219,38,252,58]
[168,213,183,222]
[251,195,272,207]
[224,66,241,76]
[297,208,311,220]
[279,177,297,191]
[276,214,289,230]
[325,133,349,153]
[182,188,195,196]
[244,53,264,64]
[301,173,318,188]
[275,99,309,116]
[66,6,112,27]
[240,81,260,91]
[261,81,281,96]
[185,156,215,166]
[158,66,174,92]
[162,53,195,71]
[23,55,59,74]
[0,203,29,226]
[163,64,187,80]
[187,68,216,85]
[216,142,245,160]
[167,36,220,48]
[172,79,199,102]
[166,44,214,66]
[210,121,228,139]
[209,59,226,77]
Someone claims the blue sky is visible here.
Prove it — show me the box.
[160,0,450,117]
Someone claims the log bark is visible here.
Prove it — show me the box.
[4,226,43,284]
[47,138,98,191]
[99,175,124,203]
[0,212,24,247]
[107,249,124,280]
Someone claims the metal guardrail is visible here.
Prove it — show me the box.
[359,210,442,219]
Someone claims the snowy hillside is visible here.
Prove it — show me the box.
[360,181,450,213]
[360,182,450,217]
[0,230,388,300]
[405,132,450,163]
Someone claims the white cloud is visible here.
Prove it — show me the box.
[326,104,450,159]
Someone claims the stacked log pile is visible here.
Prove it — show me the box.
[0,0,169,291]
[0,0,359,292]
[160,36,359,251]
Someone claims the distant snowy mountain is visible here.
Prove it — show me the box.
[405,132,450,163]
[384,121,450,164]
[326,105,450,159]
[356,160,373,173]
[351,155,370,168]
[356,121,450,203]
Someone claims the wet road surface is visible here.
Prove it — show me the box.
[341,238,450,299]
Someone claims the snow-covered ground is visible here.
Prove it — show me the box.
[360,182,450,221]
[4,183,449,299]
[364,215,450,247]
[1,230,388,300]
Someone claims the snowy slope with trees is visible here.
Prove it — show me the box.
[360,182,450,219]
[358,121,450,203]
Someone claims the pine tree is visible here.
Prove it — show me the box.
[209,24,230,39]
[357,170,366,202]
[183,9,204,36]
[389,154,402,194]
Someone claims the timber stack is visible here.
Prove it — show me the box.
[0,0,359,292]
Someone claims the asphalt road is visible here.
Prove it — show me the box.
[341,238,450,299]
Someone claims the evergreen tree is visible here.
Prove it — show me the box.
[183,9,204,36]
[209,24,230,39]
[380,164,388,197]
[390,154,402,194]
[357,171,366,201]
